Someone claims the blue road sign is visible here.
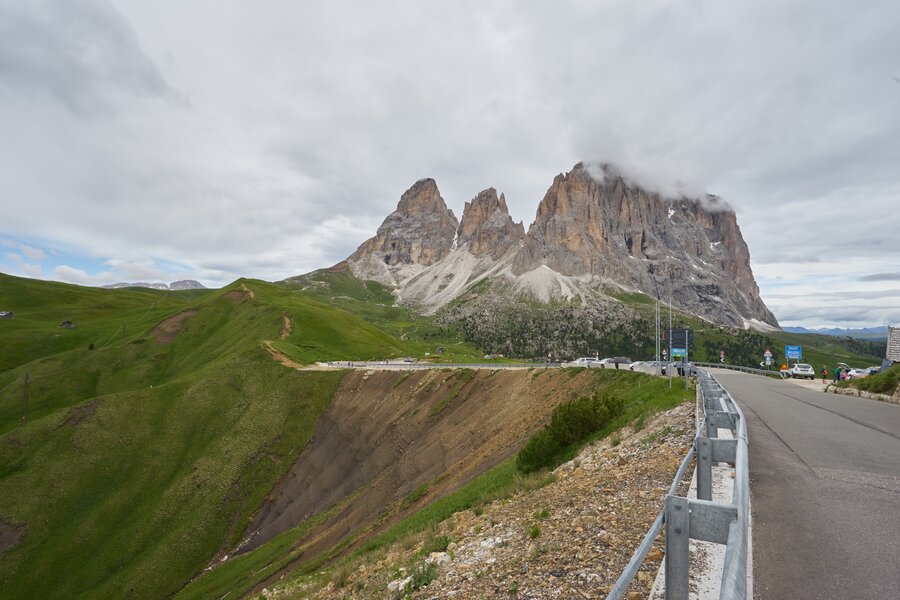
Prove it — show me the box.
[672,348,687,357]
[785,345,802,360]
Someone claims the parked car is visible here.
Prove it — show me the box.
[568,357,601,367]
[789,363,815,379]
[646,360,668,375]
[846,368,869,380]
[628,360,647,370]
[675,361,695,377]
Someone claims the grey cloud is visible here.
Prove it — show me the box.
[0,0,170,113]
[0,0,898,325]
[860,273,900,282]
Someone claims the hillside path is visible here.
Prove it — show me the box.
[712,370,900,600]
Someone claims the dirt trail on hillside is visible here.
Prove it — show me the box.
[237,369,598,566]
[149,309,197,343]
[262,313,297,368]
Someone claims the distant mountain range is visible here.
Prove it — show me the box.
[783,326,889,340]
[102,280,206,291]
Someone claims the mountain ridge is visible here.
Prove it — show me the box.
[346,162,778,330]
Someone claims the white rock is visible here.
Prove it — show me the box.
[387,576,412,593]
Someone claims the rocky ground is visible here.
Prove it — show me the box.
[263,403,695,600]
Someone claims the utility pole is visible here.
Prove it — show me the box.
[22,372,29,423]
[685,329,689,392]
[668,298,673,389]
[655,300,660,364]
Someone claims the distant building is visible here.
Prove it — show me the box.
[0,311,12,320]
[60,320,75,328]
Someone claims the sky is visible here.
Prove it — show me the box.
[1,0,899,329]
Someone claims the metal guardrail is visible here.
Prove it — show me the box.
[607,369,750,599]
[693,361,785,379]
[322,361,556,369]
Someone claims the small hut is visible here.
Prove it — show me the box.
[60,320,75,329]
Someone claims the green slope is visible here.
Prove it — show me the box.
[281,267,501,362]
[0,272,210,372]
[0,274,458,599]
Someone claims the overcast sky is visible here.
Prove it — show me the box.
[1,0,899,328]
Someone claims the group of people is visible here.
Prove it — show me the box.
[825,365,848,382]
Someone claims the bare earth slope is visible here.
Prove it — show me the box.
[269,403,695,599]
[237,369,604,561]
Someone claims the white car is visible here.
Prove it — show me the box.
[846,368,869,380]
[568,357,601,367]
[789,363,815,379]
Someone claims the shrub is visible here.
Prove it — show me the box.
[421,534,450,555]
[407,562,437,592]
[853,364,899,396]
[516,391,624,473]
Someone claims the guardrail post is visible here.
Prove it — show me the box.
[707,411,718,438]
[696,436,713,501]
[665,495,690,599]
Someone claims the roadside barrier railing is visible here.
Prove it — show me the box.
[693,361,785,378]
[607,369,750,600]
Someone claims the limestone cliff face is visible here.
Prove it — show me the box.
[511,163,776,327]
[348,179,458,286]
[457,188,525,259]
[344,164,777,329]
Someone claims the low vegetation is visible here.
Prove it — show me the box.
[844,364,899,396]
[517,390,625,473]
[518,370,693,473]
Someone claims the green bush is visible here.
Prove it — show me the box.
[516,391,624,473]
[853,364,899,396]
[421,534,450,555]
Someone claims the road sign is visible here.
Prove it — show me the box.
[667,329,694,349]
[672,347,687,357]
[887,327,900,362]
[764,349,773,358]
[785,345,802,360]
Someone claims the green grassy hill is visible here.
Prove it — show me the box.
[0,274,470,599]
[0,270,886,599]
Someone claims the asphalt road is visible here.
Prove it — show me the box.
[711,371,900,600]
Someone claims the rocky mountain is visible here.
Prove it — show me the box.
[346,162,777,331]
[457,188,525,259]
[102,279,206,291]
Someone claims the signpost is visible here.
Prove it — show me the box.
[764,348,773,369]
[785,345,802,361]
[667,329,694,348]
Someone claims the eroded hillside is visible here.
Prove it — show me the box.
[185,368,626,598]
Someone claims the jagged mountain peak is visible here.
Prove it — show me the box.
[343,164,777,329]
[348,179,458,284]
[457,188,525,259]
[395,178,450,216]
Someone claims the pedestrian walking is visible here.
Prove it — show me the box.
[833,366,841,383]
